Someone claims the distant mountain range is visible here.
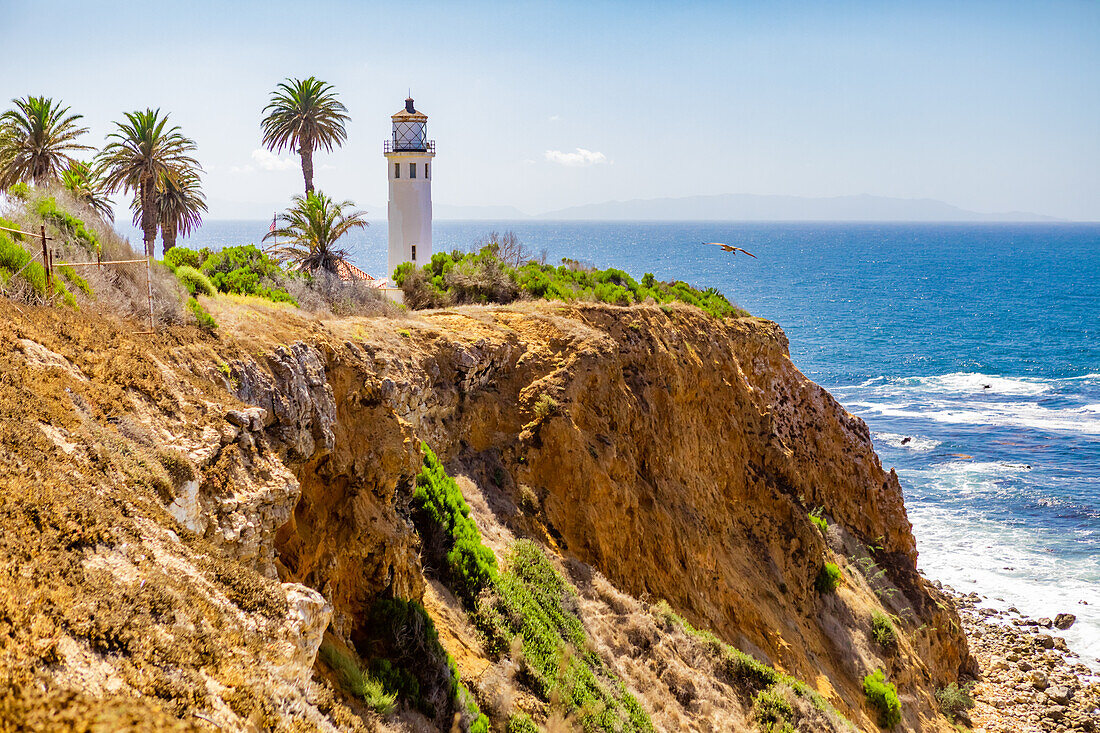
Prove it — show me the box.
[527,193,1060,222]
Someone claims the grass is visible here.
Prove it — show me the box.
[863,669,901,728]
[34,196,100,254]
[393,242,748,319]
[935,683,974,721]
[411,444,652,731]
[506,712,539,733]
[318,641,397,715]
[870,612,897,650]
[477,541,654,732]
[815,562,842,594]
[651,600,853,730]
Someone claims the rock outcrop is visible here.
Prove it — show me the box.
[0,298,974,731]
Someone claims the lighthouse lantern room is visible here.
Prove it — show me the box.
[384,97,434,279]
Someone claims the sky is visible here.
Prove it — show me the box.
[2,0,1098,220]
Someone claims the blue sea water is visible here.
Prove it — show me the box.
[141,219,1100,665]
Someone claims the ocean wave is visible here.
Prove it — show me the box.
[899,372,1052,396]
[872,431,941,452]
[848,400,1100,436]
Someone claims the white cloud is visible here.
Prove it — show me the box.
[251,148,298,171]
[228,164,254,174]
[544,148,607,167]
[548,114,561,122]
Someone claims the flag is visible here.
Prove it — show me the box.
[269,215,276,233]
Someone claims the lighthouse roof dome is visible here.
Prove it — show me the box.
[392,97,427,120]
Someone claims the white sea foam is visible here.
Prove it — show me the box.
[910,503,1100,670]
[872,432,941,452]
[903,372,1054,396]
[849,400,1100,435]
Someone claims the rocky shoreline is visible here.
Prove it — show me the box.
[941,584,1100,732]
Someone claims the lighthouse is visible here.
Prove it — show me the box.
[384,97,435,279]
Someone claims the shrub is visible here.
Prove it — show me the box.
[186,297,217,333]
[935,682,974,721]
[318,641,396,715]
[477,541,653,732]
[870,612,897,650]
[809,507,828,534]
[394,236,748,318]
[412,444,499,606]
[175,265,216,297]
[863,669,901,728]
[163,245,206,271]
[34,196,100,254]
[507,713,540,733]
[532,394,559,422]
[753,686,796,733]
[815,562,841,594]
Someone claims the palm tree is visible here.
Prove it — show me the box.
[96,109,199,256]
[61,160,115,222]
[130,169,207,254]
[0,96,90,189]
[260,77,349,195]
[262,191,367,273]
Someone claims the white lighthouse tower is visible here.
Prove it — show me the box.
[384,97,435,279]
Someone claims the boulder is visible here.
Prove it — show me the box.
[1053,613,1076,630]
[1045,686,1071,705]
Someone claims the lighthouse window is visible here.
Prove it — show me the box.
[410,163,416,179]
[411,245,417,261]
[394,163,400,178]
[425,163,429,179]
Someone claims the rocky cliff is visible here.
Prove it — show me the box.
[0,298,971,732]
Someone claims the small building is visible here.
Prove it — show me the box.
[384,97,435,279]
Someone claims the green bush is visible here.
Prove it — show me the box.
[164,245,205,271]
[7,182,29,200]
[815,562,842,594]
[413,444,500,606]
[753,686,796,733]
[59,265,93,298]
[863,669,901,728]
[394,239,748,318]
[318,641,396,715]
[34,196,99,254]
[935,682,974,721]
[476,541,653,732]
[532,394,558,422]
[187,297,217,333]
[809,507,828,534]
[506,712,539,733]
[870,612,897,650]
[175,265,216,297]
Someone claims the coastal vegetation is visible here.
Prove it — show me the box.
[816,562,842,594]
[261,76,350,195]
[95,108,200,256]
[863,669,902,727]
[394,234,745,317]
[262,191,367,274]
[60,161,114,222]
[870,611,898,650]
[0,96,91,189]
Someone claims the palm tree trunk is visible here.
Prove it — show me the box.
[162,219,177,256]
[140,173,157,257]
[300,141,314,195]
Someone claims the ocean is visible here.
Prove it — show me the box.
[132,219,1100,666]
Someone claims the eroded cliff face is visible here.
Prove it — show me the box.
[0,298,970,732]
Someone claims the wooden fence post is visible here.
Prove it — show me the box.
[40,225,51,293]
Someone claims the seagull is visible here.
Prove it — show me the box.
[705,242,757,258]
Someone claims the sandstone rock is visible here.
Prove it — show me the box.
[1038,634,1056,649]
[281,584,333,684]
[1054,613,1076,630]
[1040,617,1053,628]
[1032,670,1050,690]
[1047,686,1072,705]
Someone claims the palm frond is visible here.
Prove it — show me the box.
[263,191,367,273]
[0,96,91,189]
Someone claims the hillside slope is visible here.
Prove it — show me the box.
[0,298,970,731]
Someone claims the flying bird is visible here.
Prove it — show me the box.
[705,242,757,258]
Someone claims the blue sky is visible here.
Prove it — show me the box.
[3,0,1098,219]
